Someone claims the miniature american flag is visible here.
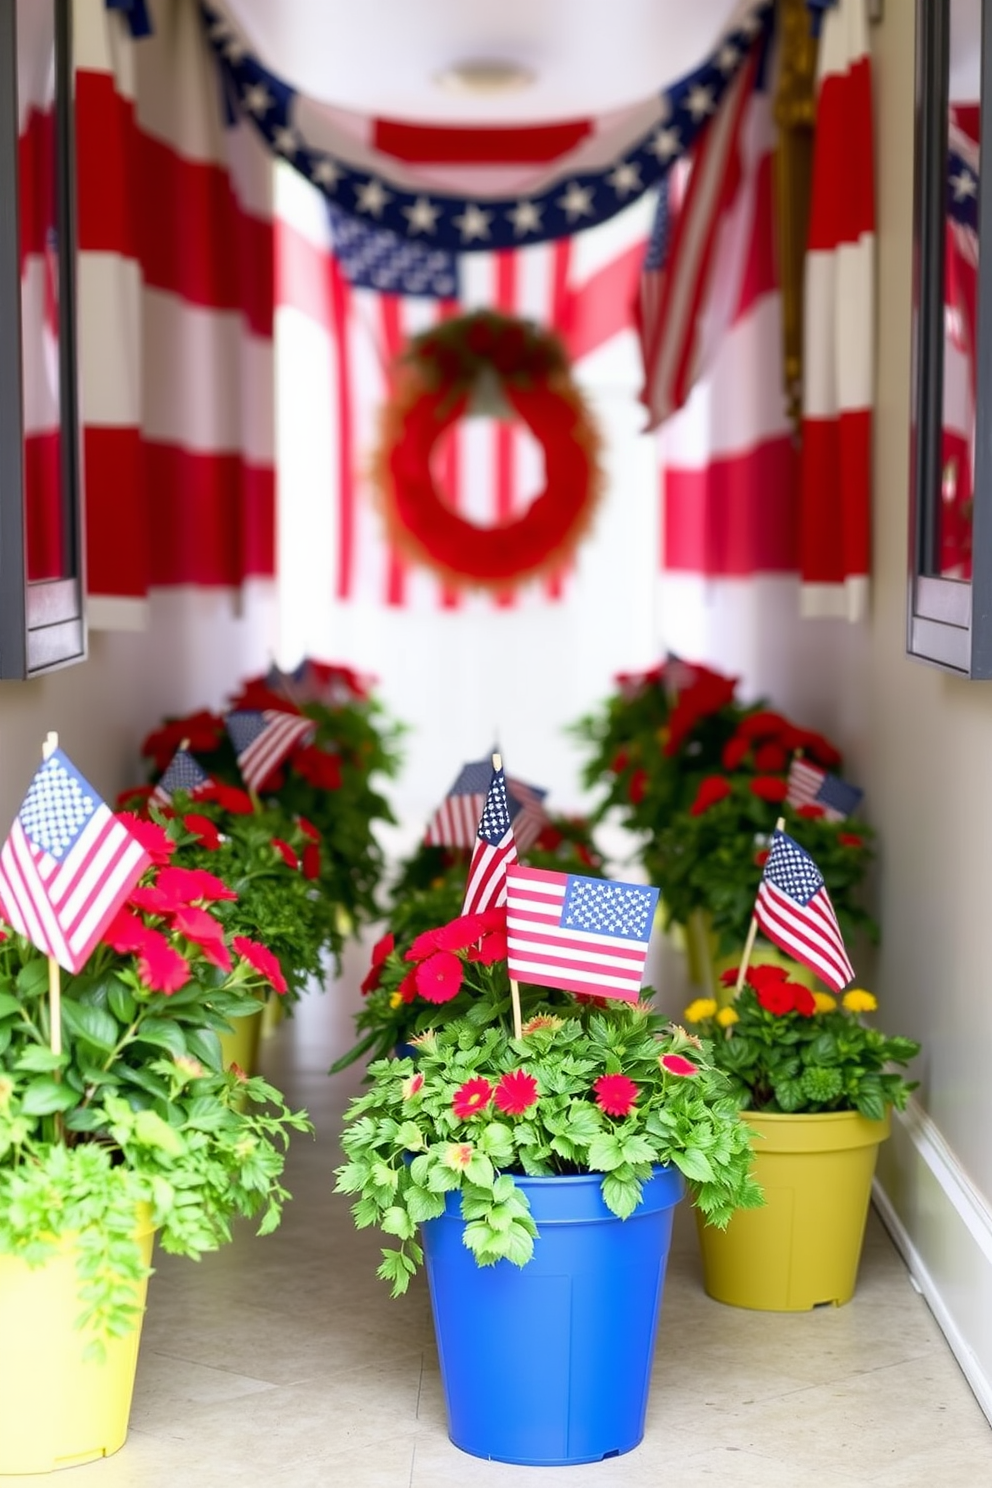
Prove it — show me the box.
[426,760,549,854]
[786,757,863,822]
[754,829,855,993]
[0,750,151,972]
[151,748,211,807]
[225,710,316,793]
[462,763,518,915]
[505,866,660,1003]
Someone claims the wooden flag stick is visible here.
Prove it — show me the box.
[41,733,63,1059]
[735,815,786,996]
[489,751,522,1038]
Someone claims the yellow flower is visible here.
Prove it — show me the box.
[843,988,878,1013]
[812,992,838,1013]
[716,1006,739,1028]
[684,998,718,1023]
[389,990,403,1009]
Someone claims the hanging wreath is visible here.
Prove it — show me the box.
[373,311,604,592]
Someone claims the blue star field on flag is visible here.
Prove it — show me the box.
[561,876,660,941]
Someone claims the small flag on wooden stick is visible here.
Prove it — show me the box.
[753,829,855,993]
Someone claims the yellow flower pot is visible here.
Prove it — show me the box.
[0,1213,155,1474]
[260,991,286,1038]
[218,1000,263,1077]
[696,1109,891,1311]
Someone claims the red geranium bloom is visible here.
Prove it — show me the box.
[415,950,464,1004]
[360,933,395,996]
[102,907,155,955]
[477,907,508,934]
[754,742,788,773]
[228,680,298,714]
[660,1053,700,1077]
[721,736,750,771]
[136,932,190,995]
[452,1076,493,1119]
[212,784,255,815]
[593,1073,639,1117]
[664,671,738,756]
[398,968,418,1003]
[720,966,741,987]
[271,837,300,870]
[628,768,648,806]
[183,813,222,850]
[747,964,790,990]
[172,907,232,971]
[690,776,732,815]
[756,982,796,1016]
[302,844,321,881]
[610,749,630,774]
[754,848,770,867]
[233,936,288,994]
[838,832,864,848]
[116,784,155,811]
[158,866,236,905]
[535,824,564,851]
[468,929,507,965]
[737,710,789,741]
[792,986,816,1017]
[142,712,223,770]
[405,927,443,962]
[796,803,826,820]
[433,914,487,952]
[116,814,175,865]
[292,746,343,791]
[297,816,321,842]
[129,884,185,916]
[495,1069,539,1115]
[749,776,789,803]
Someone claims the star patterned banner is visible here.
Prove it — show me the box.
[199,0,774,255]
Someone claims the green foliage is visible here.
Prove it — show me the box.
[335,946,764,1295]
[685,982,920,1119]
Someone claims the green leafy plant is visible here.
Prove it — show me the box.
[683,969,920,1121]
[0,814,311,1351]
[335,909,763,1294]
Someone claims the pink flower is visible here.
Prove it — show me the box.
[593,1073,639,1118]
[432,914,487,952]
[233,936,288,994]
[467,929,507,965]
[415,951,464,1005]
[102,907,154,954]
[172,905,231,970]
[659,1053,700,1077]
[494,1069,539,1115]
[116,814,175,865]
[129,884,185,916]
[452,1077,493,1119]
[405,928,443,962]
[361,933,395,996]
[183,813,222,850]
[136,931,190,994]
[158,866,237,905]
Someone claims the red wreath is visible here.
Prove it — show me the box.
[374,312,603,591]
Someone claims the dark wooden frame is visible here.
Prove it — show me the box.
[0,0,85,679]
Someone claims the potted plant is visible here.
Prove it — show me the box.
[335,909,763,1466]
[0,805,311,1474]
[683,965,920,1311]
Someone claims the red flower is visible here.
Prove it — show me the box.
[303,844,321,881]
[228,680,299,714]
[141,712,223,770]
[796,803,826,820]
[292,746,342,791]
[433,914,487,952]
[747,964,790,990]
[398,968,418,1003]
[102,907,154,955]
[183,813,222,850]
[116,814,175,865]
[233,936,288,994]
[297,816,321,842]
[628,768,649,806]
[737,710,789,741]
[754,742,788,773]
[405,928,443,962]
[754,848,770,867]
[477,907,508,934]
[271,837,300,870]
[720,966,741,987]
[794,731,843,769]
[576,843,597,868]
[468,929,507,965]
[213,784,255,815]
[172,907,232,972]
[609,749,630,775]
[494,1069,539,1115]
[756,981,796,1016]
[137,932,190,994]
[415,951,464,1004]
[116,785,155,811]
[660,1053,700,1076]
[593,1073,639,1117]
[535,824,564,851]
[690,776,732,815]
[129,884,186,916]
[721,736,751,771]
[360,933,395,996]
[664,671,738,756]
[749,776,789,803]
[839,832,864,848]
[452,1076,493,1119]
[792,985,816,1017]
[157,866,237,904]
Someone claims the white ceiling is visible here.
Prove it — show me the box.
[224,0,744,123]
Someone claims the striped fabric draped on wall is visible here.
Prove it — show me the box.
[74,0,275,627]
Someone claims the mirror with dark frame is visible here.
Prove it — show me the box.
[0,0,85,679]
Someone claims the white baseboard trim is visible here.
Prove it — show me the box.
[873,1096,992,1425]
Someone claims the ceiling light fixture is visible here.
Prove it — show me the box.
[434,59,536,96]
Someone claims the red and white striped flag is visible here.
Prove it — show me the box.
[505,866,660,1002]
[462,764,518,916]
[225,710,317,794]
[0,750,151,973]
[799,0,875,621]
[754,829,855,992]
[151,748,212,808]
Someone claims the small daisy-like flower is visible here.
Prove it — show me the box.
[442,1142,474,1172]
[494,1069,539,1116]
[521,1014,564,1036]
[684,998,718,1023]
[401,1072,424,1100]
[842,988,878,1013]
[452,1077,493,1120]
[659,1053,700,1077]
[716,1006,739,1027]
[812,992,838,1013]
[593,1073,639,1118]
[415,951,464,1005]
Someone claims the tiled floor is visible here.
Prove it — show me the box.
[15,938,992,1487]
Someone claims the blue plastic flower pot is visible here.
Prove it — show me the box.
[421,1165,684,1466]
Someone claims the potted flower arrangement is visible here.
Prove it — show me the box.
[683,965,920,1311]
[0,770,310,1475]
[335,907,763,1466]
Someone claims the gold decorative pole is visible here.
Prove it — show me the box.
[773,0,819,428]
